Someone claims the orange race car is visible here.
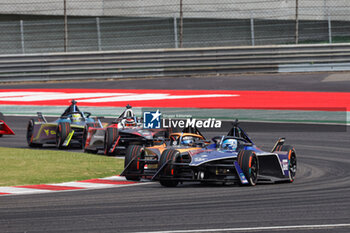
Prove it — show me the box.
[121,126,210,181]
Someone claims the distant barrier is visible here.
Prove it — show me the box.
[0,43,350,82]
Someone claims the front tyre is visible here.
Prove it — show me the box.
[238,150,259,186]
[56,122,71,149]
[0,113,3,137]
[124,145,144,181]
[158,149,180,187]
[104,127,119,156]
[26,119,42,148]
[275,145,297,183]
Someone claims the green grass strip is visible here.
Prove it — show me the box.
[0,147,124,187]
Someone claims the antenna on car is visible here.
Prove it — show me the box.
[227,119,239,137]
[71,99,78,113]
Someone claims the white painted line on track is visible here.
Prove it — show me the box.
[99,175,130,180]
[100,175,152,183]
[135,223,350,233]
[0,187,54,194]
[53,182,116,189]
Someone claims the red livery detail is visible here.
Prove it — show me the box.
[0,120,15,136]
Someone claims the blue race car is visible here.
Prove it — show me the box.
[26,100,100,149]
[153,121,297,187]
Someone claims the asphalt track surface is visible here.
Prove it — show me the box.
[0,73,350,233]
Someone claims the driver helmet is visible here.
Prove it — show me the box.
[181,136,195,146]
[222,138,238,151]
[124,117,136,127]
[71,113,82,123]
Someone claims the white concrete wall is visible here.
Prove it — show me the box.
[0,0,349,21]
[0,0,104,16]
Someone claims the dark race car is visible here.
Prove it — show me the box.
[153,121,297,187]
[0,112,15,137]
[84,105,169,156]
[121,126,210,181]
[26,100,99,149]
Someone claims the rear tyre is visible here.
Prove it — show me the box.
[84,123,101,153]
[124,145,144,181]
[158,149,180,187]
[237,150,259,186]
[82,125,89,150]
[56,122,71,149]
[82,123,99,150]
[26,119,42,148]
[275,145,297,183]
[0,113,4,137]
[104,127,119,156]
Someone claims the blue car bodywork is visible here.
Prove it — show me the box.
[154,122,297,187]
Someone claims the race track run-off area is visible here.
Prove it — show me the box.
[0,89,350,110]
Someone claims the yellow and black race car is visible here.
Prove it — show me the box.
[26,100,99,149]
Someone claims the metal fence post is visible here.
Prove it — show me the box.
[250,14,255,46]
[96,17,102,51]
[179,0,183,48]
[295,0,299,44]
[174,15,178,48]
[64,0,68,52]
[20,20,25,54]
[328,15,332,44]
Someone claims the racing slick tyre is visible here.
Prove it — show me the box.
[82,123,100,151]
[237,150,259,186]
[82,125,89,151]
[158,149,180,187]
[274,145,297,183]
[124,145,144,181]
[104,127,119,156]
[26,119,42,148]
[56,122,71,149]
[0,112,3,138]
